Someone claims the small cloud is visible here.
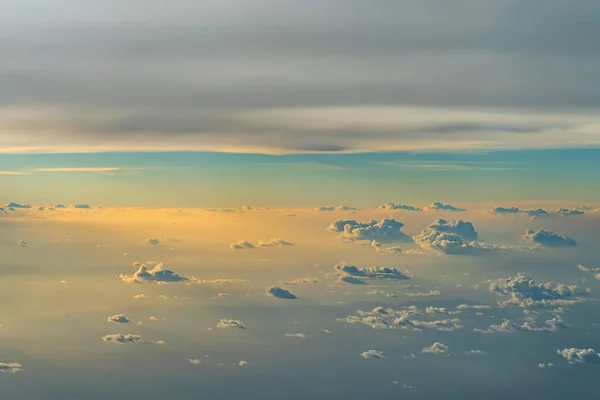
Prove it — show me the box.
[4,202,30,209]
[361,350,385,359]
[333,262,410,281]
[0,362,22,374]
[257,238,295,247]
[423,202,465,212]
[328,218,411,242]
[72,204,91,209]
[281,278,318,285]
[216,319,246,329]
[265,285,297,299]
[144,238,161,247]
[17,240,28,247]
[101,333,143,344]
[120,263,189,284]
[284,333,306,338]
[538,362,554,368]
[405,290,441,297]
[378,203,421,211]
[230,240,255,250]
[422,342,450,355]
[133,294,146,299]
[239,360,249,367]
[465,350,485,355]
[189,358,202,365]
[107,314,132,323]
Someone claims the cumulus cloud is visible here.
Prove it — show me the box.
[189,358,202,365]
[328,218,411,242]
[413,230,488,255]
[557,348,600,364]
[426,219,478,240]
[378,203,421,211]
[361,350,385,359]
[423,202,465,212]
[313,205,360,211]
[465,350,485,355]
[371,240,403,255]
[265,285,297,299]
[475,315,568,333]
[72,204,91,209]
[239,360,249,366]
[216,319,246,329]
[101,333,143,344]
[523,230,578,247]
[333,262,410,282]
[405,290,441,297]
[0,362,22,374]
[490,273,589,308]
[133,294,146,299]
[284,333,306,338]
[230,240,255,250]
[120,263,189,284]
[342,306,463,332]
[4,202,30,209]
[257,238,295,247]
[491,207,584,217]
[107,314,132,323]
[422,342,450,355]
[17,240,28,247]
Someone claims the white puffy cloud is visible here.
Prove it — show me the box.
[426,219,478,240]
[422,342,449,355]
[490,206,521,214]
[265,285,297,299]
[523,230,578,247]
[239,360,249,366]
[0,362,22,374]
[133,294,146,299]
[413,230,487,255]
[328,218,411,242]
[557,348,600,364]
[4,202,30,209]
[378,203,421,211]
[490,273,589,308]
[120,263,189,284]
[465,350,485,355]
[189,358,202,365]
[371,240,403,255]
[216,319,246,329]
[361,350,385,359]
[333,262,410,281]
[342,306,463,332]
[101,333,143,344]
[423,202,465,212]
[107,314,132,323]
[17,240,28,247]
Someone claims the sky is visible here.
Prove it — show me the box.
[2,1,600,399]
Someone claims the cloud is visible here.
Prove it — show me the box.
[133,294,146,299]
[35,167,119,173]
[257,238,295,247]
[423,202,465,212]
[144,238,161,247]
[281,278,318,285]
[216,319,246,329]
[475,315,568,333]
[361,350,385,360]
[72,204,91,209]
[422,342,450,355]
[405,290,441,297]
[378,203,421,211]
[457,304,493,310]
[101,333,143,344]
[523,230,578,247]
[492,207,584,217]
[190,278,249,284]
[371,240,403,255]
[0,362,22,374]
[17,240,28,247]
[427,219,478,240]
[328,218,411,242]
[313,205,360,212]
[189,358,202,365]
[230,240,255,250]
[120,263,189,284]
[333,262,410,281]
[412,230,488,255]
[557,348,600,364]
[465,350,485,356]
[265,285,297,299]
[238,360,249,367]
[490,272,589,308]
[284,333,306,338]
[107,314,132,323]
[491,206,522,214]
[342,306,463,332]
[4,202,30,209]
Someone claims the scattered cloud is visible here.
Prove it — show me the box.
[557,348,600,364]
[328,218,411,242]
[284,333,306,338]
[361,350,385,360]
[189,358,202,365]
[230,240,255,250]
[378,203,421,212]
[107,314,132,323]
[265,285,297,299]
[423,202,465,212]
[475,315,568,333]
[426,219,478,240]
[239,360,249,367]
[257,238,295,247]
[333,262,410,282]
[281,278,318,285]
[342,306,463,332]
[101,333,143,344]
[523,230,578,247]
[144,238,161,247]
[120,263,190,284]
[413,230,488,255]
[422,342,450,355]
[216,319,246,329]
[17,240,28,247]
[0,362,22,374]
